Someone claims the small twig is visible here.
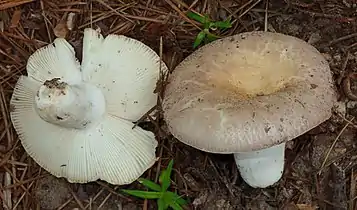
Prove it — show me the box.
[347,42,357,50]
[58,197,73,210]
[95,181,131,201]
[290,183,344,208]
[294,8,355,21]
[164,0,201,30]
[12,181,35,209]
[318,117,354,174]
[337,52,351,85]
[230,0,262,24]
[3,172,12,210]
[350,169,355,210]
[98,189,117,210]
[208,158,235,196]
[4,174,46,189]
[328,164,348,210]
[132,105,157,129]
[95,0,134,23]
[0,0,35,10]
[342,73,357,101]
[79,3,135,29]
[154,145,164,183]
[337,113,357,129]
[70,190,85,210]
[40,0,52,43]
[83,188,105,210]
[159,36,164,102]
[264,0,268,32]
[0,85,12,210]
[328,32,357,46]
[228,0,255,20]
[90,0,93,29]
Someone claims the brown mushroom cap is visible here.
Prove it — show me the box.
[162,31,336,153]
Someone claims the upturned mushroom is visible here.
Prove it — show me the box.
[162,31,336,188]
[10,28,168,185]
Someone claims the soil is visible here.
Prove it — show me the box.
[34,176,71,210]
[0,0,356,210]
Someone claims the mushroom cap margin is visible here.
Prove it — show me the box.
[10,76,158,185]
[162,31,337,153]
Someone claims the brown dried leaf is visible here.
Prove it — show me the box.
[53,22,68,38]
[284,203,318,210]
[296,204,318,210]
[10,10,21,28]
[0,21,3,32]
[0,0,34,10]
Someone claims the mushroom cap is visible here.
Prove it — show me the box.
[10,28,168,185]
[162,31,336,154]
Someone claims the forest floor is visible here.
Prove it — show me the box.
[0,0,357,209]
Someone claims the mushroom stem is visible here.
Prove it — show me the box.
[233,143,285,188]
[35,78,106,129]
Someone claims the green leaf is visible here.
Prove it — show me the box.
[209,20,232,29]
[186,11,205,24]
[205,34,218,43]
[121,190,162,199]
[138,178,161,192]
[169,202,184,210]
[202,14,211,28]
[174,197,188,206]
[166,192,188,206]
[157,198,166,210]
[193,31,206,48]
[201,29,219,44]
[160,159,175,191]
[161,191,174,204]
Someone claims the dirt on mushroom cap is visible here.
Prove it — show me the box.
[163,31,337,153]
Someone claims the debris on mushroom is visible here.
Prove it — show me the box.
[10,27,168,185]
[162,31,336,188]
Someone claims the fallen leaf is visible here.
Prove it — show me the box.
[0,21,4,32]
[0,0,35,10]
[54,21,68,38]
[284,203,318,210]
[10,10,21,28]
[296,204,318,210]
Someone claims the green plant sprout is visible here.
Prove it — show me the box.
[122,159,188,210]
[186,11,232,48]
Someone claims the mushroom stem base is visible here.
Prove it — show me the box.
[35,79,106,129]
[233,143,285,188]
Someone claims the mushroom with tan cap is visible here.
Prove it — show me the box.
[162,31,336,188]
[10,28,168,185]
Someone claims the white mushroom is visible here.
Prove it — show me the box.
[162,31,336,188]
[10,28,168,185]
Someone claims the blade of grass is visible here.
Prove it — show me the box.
[121,190,162,199]
[186,11,205,23]
[204,29,220,43]
[171,194,188,206]
[138,178,162,192]
[209,20,232,29]
[160,160,174,191]
[169,202,184,210]
[202,14,211,28]
[157,198,165,210]
[193,31,206,48]
[165,192,188,206]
